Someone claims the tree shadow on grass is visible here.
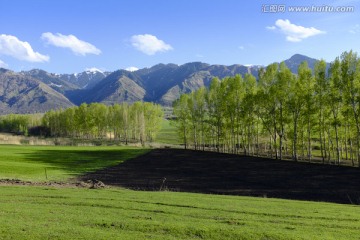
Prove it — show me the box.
[81,149,360,204]
[23,148,149,177]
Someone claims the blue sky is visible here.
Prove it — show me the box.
[0,0,359,73]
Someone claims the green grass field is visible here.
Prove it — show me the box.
[0,145,359,239]
[156,119,181,145]
[0,145,149,181]
[0,186,359,240]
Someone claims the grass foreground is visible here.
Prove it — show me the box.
[0,145,149,181]
[0,186,359,240]
[0,145,359,239]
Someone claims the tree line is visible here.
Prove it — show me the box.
[0,114,41,135]
[1,102,164,144]
[173,51,360,167]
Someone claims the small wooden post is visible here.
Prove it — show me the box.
[45,168,48,180]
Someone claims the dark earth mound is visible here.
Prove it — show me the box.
[80,149,360,204]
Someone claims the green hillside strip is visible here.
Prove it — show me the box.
[0,186,359,239]
[0,145,149,181]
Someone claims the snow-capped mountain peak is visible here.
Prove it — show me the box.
[85,67,104,74]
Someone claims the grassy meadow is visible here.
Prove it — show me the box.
[0,142,359,239]
[0,145,149,181]
[0,186,359,240]
[156,119,181,145]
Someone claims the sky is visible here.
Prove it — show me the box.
[0,0,359,73]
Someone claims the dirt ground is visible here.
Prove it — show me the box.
[0,179,106,189]
[80,149,360,204]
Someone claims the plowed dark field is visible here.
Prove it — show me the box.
[81,149,360,204]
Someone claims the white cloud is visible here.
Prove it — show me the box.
[41,32,101,56]
[0,34,49,62]
[195,54,204,58]
[125,66,139,72]
[267,19,325,42]
[238,46,245,50]
[131,34,173,55]
[266,26,276,30]
[349,24,360,34]
[0,59,8,68]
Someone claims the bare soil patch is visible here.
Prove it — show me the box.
[0,179,106,189]
[80,149,360,204]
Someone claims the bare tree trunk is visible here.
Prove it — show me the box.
[293,112,298,161]
[357,130,360,167]
[274,132,278,160]
[319,124,324,164]
[328,133,332,164]
[327,130,333,164]
[270,135,272,159]
[335,124,341,165]
[350,139,354,166]
[307,118,312,163]
[256,118,260,156]
[279,105,284,161]
[323,127,328,163]
[236,124,240,155]
[193,125,197,150]
[344,124,348,161]
[201,121,205,151]
[183,126,187,150]
[350,102,360,167]
[248,126,251,156]
[301,132,305,161]
[216,122,220,153]
[279,134,283,160]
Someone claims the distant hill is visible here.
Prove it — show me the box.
[0,54,329,113]
[157,63,262,105]
[81,70,146,105]
[58,68,111,90]
[79,62,263,105]
[283,54,329,73]
[21,69,79,94]
[0,69,74,114]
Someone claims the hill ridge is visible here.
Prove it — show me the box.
[0,54,328,113]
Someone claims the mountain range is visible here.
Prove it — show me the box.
[0,54,329,114]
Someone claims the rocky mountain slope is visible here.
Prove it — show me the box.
[0,69,74,114]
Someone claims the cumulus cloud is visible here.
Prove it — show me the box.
[131,34,173,55]
[0,34,49,62]
[41,32,101,56]
[125,66,139,72]
[267,19,325,42]
[0,59,8,68]
[266,26,276,30]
